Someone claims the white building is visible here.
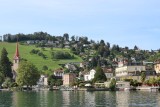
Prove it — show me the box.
[115,65,146,77]
[37,75,48,86]
[84,69,96,81]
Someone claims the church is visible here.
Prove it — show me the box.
[12,42,20,79]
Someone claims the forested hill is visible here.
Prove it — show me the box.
[1,31,160,70]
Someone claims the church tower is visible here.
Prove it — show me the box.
[13,42,20,72]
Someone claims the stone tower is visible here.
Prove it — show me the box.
[12,42,20,73]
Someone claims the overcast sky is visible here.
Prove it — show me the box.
[0,0,160,50]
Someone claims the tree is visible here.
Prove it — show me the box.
[63,33,69,41]
[48,75,63,87]
[109,78,116,91]
[91,57,98,67]
[2,77,12,88]
[134,45,139,50]
[93,66,107,83]
[16,61,40,88]
[71,35,75,41]
[0,48,12,78]
[100,40,105,46]
[141,72,146,83]
[0,66,4,86]
[42,65,48,71]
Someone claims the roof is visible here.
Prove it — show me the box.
[102,68,113,73]
[14,42,20,59]
[54,68,64,73]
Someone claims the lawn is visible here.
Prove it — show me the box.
[0,42,82,71]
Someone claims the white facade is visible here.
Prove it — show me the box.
[37,75,48,86]
[105,73,114,79]
[155,63,160,74]
[84,69,96,81]
[116,66,146,77]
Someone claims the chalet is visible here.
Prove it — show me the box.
[54,68,64,78]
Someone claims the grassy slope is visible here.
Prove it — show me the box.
[0,42,82,71]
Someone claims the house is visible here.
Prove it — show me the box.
[65,63,77,71]
[65,45,70,48]
[37,75,48,86]
[54,68,64,78]
[80,62,89,68]
[26,40,35,44]
[102,68,114,80]
[115,65,146,77]
[63,73,76,86]
[84,69,96,81]
[154,59,160,74]
[78,70,89,80]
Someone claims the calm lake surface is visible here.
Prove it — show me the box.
[0,91,160,107]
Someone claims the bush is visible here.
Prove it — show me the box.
[51,51,74,59]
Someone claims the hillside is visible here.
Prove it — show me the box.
[0,42,82,71]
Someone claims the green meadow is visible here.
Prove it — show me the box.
[0,42,82,71]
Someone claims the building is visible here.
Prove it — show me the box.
[116,65,146,77]
[12,42,20,79]
[63,73,76,86]
[37,75,48,86]
[102,68,114,80]
[65,63,77,71]
[154,59,160,74]
[84,69,96,81]
[54,68,64,78]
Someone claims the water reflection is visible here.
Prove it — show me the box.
[0,91,160,107]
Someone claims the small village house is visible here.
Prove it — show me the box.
[102,67,114,80]
[63,73,76,86]
[54,68,64,78]
[154,59,160,74]
[84,69,96,81]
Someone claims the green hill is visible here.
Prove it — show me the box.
[0,42,82,71]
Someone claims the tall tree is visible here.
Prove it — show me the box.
[93,66,107,83]
[63,33,69,41]
[71,35,75,41]
[16,61,40,88]
[0,48,12,78]
[100,40,105,46]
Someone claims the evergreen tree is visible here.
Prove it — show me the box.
[0,48,13,78]
[93,66,107,83]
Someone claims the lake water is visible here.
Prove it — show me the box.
[0,91,160,107]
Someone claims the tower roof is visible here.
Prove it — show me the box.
[14,42,20,59]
